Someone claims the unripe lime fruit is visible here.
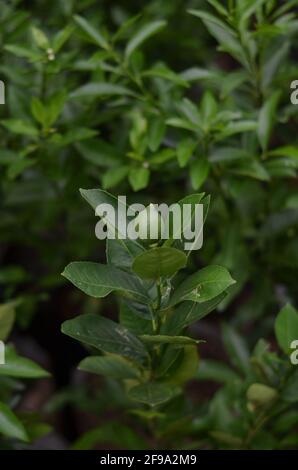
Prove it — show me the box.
[247,383,278,410]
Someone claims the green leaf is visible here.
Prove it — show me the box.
[177,139,196,168]
[0,346,49,378]
[142,64,188,87]
[73,15,108,49]
[269,146,298,160]
[209,147,250,163]
[0,302,16,341]
[132,247,186,279]
[148,118,166,152]
[106,239,145,270]
[70,82,136,99]
[168,266,235,307]
[7,158,36,180]
[139,334,201,346]
[180,67,219,82]
[190,158,210,190]
[200,90,218,124]
[113,14,142,42]
[188,10,246,66]
[231,159,270,181]
[0,402,28,442]
[72,422,147,450]
[31,97,46,125]
[31,26,49,49]
[79,355,140,379]
[222,323,250,374]
[79,188,144,250]
[149,149,176,165]
[46,91,66,126]
[162,293,226,334]
[128,167,150,191]
[125,20,167,59]
[76,140,120,167]
[219,120,257,137]
[62,262,148,302]
[4,44,40,60]
[120,300,153,335]
[62,314,148,363]
[207,0,228,17]
[102,166,129,189]
[164,345,199,385]
[258,91,281,151]
[53,24,74,52]
[196,359,239,383]
[282,369,298,403]
[128,382,178,406]
[1,119,38,136]
[275,304,298,354]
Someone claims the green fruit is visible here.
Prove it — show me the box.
[247,383,278,409]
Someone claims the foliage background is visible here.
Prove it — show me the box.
[0,0,298,450]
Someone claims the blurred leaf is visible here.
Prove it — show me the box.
[0,346,49,378]
[258,91,281,151]
[1,119,38,136]
[73,15,108,49]
[190,158,210,189]
[0,302,15,341]
[125,20,167,59]
[72,422,148,450]
[102,166,129,189]
[196,359,239,383]
[222,323,250,374]
[147,118,166,152]
[143,64,188,86]
[275,304,298,354]
[128,167,150,191]
[31,26,49,49]
[70,82,136,99]
[0,402,28,442]
[177,139,196,168]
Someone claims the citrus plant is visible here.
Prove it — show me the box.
[0,301,50,447]
[195,304,298,449]
[0,0,298,451]
[61,188,235,410]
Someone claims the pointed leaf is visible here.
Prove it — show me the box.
[0,402,28,442]
[128,382,179,406]
[125,20,167,59]
[62,314,148,363]
[79,355,140,379]
[132,247,186,279]
[62,262,149,302]
[168,265,235,307]
[275,304,298,354]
